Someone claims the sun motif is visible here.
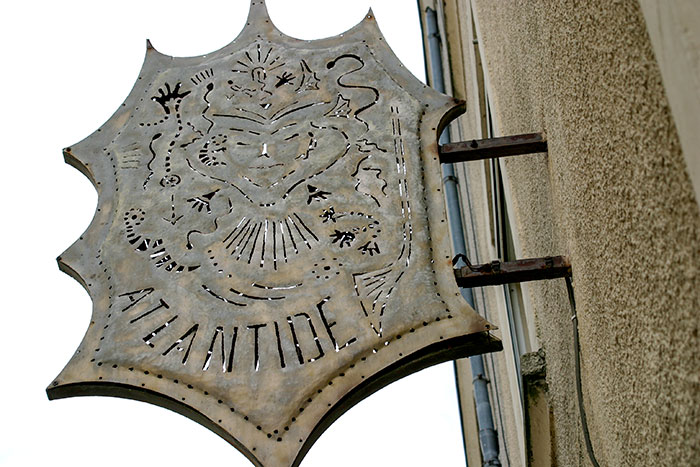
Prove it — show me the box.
[49,3,496,466]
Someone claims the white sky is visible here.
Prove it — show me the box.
[0,1,467,465]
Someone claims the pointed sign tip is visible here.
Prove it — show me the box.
[246,0,271,24]
[145,39,168,57]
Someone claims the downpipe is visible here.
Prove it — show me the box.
[423,6,501,466]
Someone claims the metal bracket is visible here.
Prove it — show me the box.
[439,132,547,163]
[454,255,571,288]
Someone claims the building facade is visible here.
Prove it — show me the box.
[418,1,700,465]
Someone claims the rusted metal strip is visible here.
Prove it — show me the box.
[454,255,571,288]
[439,132,547,163]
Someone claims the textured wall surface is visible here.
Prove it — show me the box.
[470,0,700,465]
[639,0,700,203]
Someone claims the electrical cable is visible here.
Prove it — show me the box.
[565,277,602,467]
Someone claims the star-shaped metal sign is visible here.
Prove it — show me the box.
[48,2,500,465]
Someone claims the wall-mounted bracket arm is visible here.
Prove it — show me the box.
[439,132,547,163]
[454,255,571,288]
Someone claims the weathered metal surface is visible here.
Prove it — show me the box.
[454,256,571,288]
[48,2,499,465]
[439,132,548,163]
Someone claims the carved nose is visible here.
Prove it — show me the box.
[258,142,270,158]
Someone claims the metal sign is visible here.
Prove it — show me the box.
[48,2,499,465]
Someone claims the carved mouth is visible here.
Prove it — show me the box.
[248,163,285,169]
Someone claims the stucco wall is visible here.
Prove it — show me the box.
[469,0,700,465]
[639,0,700,204]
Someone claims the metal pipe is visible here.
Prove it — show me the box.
[424,6,501,466]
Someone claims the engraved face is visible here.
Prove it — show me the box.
[168,48,367,206]
[123,43,395,301]
[202,112,349,197]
